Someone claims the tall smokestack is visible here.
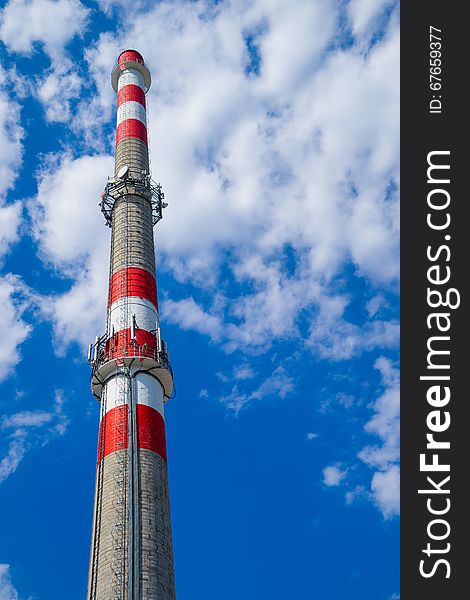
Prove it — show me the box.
[87,50,176,600]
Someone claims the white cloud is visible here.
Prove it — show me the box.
[36,64,83,123]
[371,465,399,519]
[0,275,32,382]
[30,153,113,350]
[366,294,387,317]
[250,365,294,400]
[0,389,69,484]
[52,389,69,434]
[357,357,400,518]
[0,202,22,262]
[308,294,399,361]
[251,0,338,97]
[0,0,89,59]
[32,154,112,268]
[1,411,54,429]
[0,73,31,374]
[0,440,26,485]
[81,0,398,264]
[162,297,223,342]
[348,0,395,40]
[359,358,399,469]
[318,356,399,518]
[322,465,346,487]
[0,66,24,260]
[233,363,255,380]
[95,0,148,17]
[345,485,367,505]
[306,432,318,440]
[28,2,399,365]
[220,365,294,414]
[83,0,397,352]
[0,564,19,600]
[1,0,90,124]
[0,80,23,198]
[1,391,68,439]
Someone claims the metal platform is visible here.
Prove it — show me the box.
[90,347,174,401]
[99,175,166,228]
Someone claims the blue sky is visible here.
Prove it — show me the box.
[0,1,399,598]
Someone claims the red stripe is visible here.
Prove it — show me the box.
[104,328,158,362]
[119,50,144,66]
[116,119,147,145]
[97,405,128,461]
[118,85,146,108]
[97,404,166,462]
[137,404,167,460]
[108,267,158,308]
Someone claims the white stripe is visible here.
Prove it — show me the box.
[102,374,128,417]
[117,101,147,127]
[108,296,157,334]
[118,68,145,91]
[102,372,164,417]
[135,373,164,415]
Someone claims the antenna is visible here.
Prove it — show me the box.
[117,165,130,180]
[130,315,136,340]
[92,335,99,362]
[156,315,161,352]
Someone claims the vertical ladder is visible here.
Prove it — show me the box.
[88,383,108,600]
[110,371,128,599]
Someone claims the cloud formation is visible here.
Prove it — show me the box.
[0,0,400,526]
[0,275,32,383]
[0,64,24,261]
[0,0,91,124]
[220,365,295,414]
[0,440,26,486]
[11,1,400,377]
[6,15,401,533]
[348,0,395,40]
[322,465,346,487]
[0,564,19,600]
[319,356,399,518]
[30,0,399,363]
[0,389,69,484]
[0,0,89,59]
[30,153,113,350]
[358,357,400,517]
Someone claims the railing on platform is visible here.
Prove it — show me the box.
[88,333,173,381]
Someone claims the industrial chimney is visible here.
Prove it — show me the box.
[86,50,176,600]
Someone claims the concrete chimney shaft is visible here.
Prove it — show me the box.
[87,50,176,600]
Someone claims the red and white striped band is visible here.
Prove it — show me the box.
[97,405,167,461]
[108,296,157,333]
[118,69,145,92]
[116,119,147,145]
[101,372,164,416]
[97,372,167,462]
[118,84,146,109]
[117,101,146,127]
[115,68,147,146]
[100,51,164,464]
[108,267,158,309]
